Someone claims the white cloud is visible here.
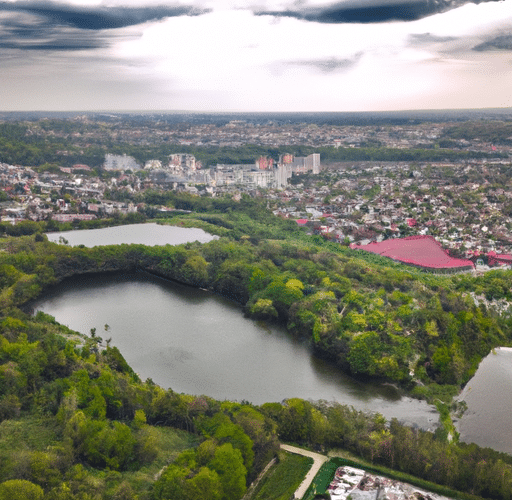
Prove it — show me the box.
[111,8,437,110]
[1,0,512,110]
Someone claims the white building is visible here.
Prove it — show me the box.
[169,154,197,172]
[280,153,321,175]
[211,153,321,190]
[104,154,141,171]
[144,159,162,170]
[213,164,277,189]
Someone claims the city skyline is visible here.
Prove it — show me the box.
[0,0,511,112]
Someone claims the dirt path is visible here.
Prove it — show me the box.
[280,444,329,499]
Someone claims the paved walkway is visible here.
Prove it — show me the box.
[280,444,329,499]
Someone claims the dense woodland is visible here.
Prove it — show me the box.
[2,195,512,499]
[442,121,512,146]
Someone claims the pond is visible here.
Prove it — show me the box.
[32,270,439,430]
[455,347,512,454]
[46,222,217,247]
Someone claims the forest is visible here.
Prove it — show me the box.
[1,196,512,499]
[441,121,512,146]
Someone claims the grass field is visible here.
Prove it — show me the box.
[248,451,313,500]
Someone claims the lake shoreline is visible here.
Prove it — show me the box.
[31,268,439,430]
[454,347,512,454]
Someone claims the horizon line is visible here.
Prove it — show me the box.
[1,107,512,115]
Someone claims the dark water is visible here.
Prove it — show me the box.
[32,271,438,429]
[456,348,512,454]
[46,223,216,247]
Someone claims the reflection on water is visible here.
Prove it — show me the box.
[456,347,512,454]
[32,271,438,429]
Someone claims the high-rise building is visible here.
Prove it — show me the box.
[169,154,197,171]
[278,153,320,175]
[257,156,274,170]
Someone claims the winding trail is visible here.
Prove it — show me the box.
[280,444,329,499]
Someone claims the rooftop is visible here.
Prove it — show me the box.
[351,235,474,270]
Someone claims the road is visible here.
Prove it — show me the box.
[280,444,329,499]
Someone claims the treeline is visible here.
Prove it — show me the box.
[152,407,279,500]
[442,121,512,145]
[316,145,505,163]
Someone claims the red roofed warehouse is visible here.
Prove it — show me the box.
[351,235,474,274]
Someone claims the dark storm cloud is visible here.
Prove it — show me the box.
[255,0,498,24]
[0,1,209,51]
[0,11,109,50]
[473,34,512,51]
[287,53,363,72]
[0,2,208,30]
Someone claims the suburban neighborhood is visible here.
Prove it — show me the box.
[2,114,512,271]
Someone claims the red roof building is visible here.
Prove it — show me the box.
[487,251,512,267]
[351,235,474,273]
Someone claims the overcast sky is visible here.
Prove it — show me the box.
[0,0,511,112]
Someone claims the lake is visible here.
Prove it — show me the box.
[46,222,217,247]
[455,347,512,454]
[32,270,439,430]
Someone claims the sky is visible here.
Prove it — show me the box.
[0,0,511,112]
